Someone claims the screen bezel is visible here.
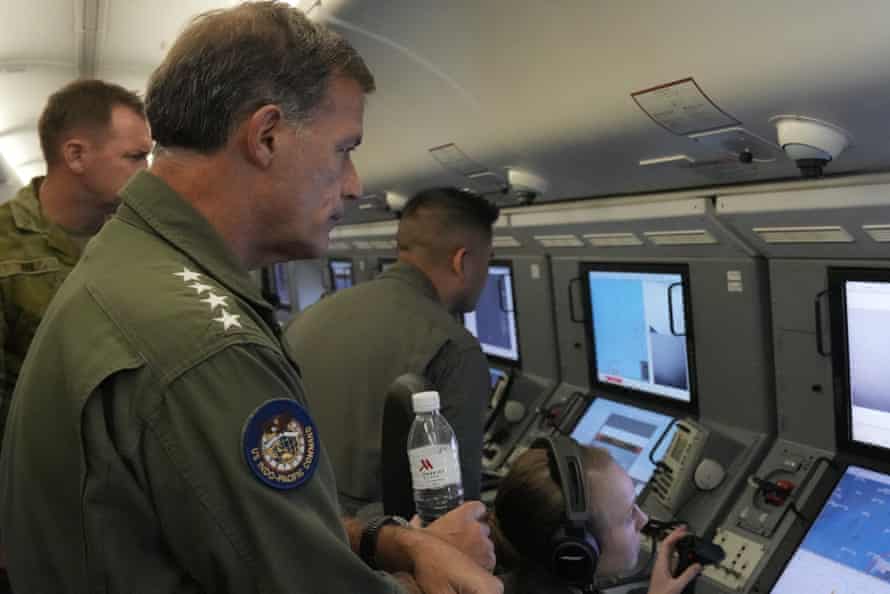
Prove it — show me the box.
[378,257,397,273]
[828,267,890,460]
[463,259,522,366]
[579,261,698,415]
[328,258,355,292]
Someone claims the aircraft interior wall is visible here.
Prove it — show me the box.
[279,173,890,594]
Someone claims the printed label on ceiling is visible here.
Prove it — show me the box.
[632,77,739,136]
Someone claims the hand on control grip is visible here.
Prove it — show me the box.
[672,534,726,594]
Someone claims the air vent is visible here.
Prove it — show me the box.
[753,226,854,244]
[352,240,372,250]
[370,240,397,250]
[429,143,487,176]
[863,224,890,242]
[583,232,643,247]
[644,229,718,246]
[533,234,584,248]
[328,241,350,251]
[493,235,521,248]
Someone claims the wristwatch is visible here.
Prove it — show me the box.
[359,515,411,570]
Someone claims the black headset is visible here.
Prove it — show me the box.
[530,435,600,587]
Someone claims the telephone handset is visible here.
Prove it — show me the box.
[650,418,710,513]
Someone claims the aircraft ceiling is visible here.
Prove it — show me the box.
[3,0,890,217]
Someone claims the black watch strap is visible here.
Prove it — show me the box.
[359,515,408,570]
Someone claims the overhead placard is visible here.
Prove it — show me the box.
[632,78,739,135]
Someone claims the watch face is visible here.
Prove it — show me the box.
[390,516,411,528]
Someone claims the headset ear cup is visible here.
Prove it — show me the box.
[550,527,599,586]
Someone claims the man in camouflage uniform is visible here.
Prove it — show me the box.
[0,4,499,594]
[0,79,151,443]
[0,80,149,593]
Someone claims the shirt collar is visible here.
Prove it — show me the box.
[116,170,273,315]
[9,177,45,233]
[9,177,82,264]
[378,261,441,302]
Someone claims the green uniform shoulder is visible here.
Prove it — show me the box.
[78,217,279,385]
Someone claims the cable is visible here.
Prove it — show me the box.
[649,418,679,466]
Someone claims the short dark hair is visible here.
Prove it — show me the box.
[398,187,500,241]
[146,1,375,153]
[38,79,145,166]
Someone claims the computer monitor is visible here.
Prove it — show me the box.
[580,262,696,409]
[378,257,397,273]
[260,264,291,309]
[463,262,520,363]
[771,465,890,593]
[272,263,291,308]
[829,269,890,455]
[328,259,354,292]
[570,396,677,496]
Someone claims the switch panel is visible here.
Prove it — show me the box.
[702,528,766,591]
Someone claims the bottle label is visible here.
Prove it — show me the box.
[408,445,461,490]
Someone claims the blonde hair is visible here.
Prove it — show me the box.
[493,444,614,572]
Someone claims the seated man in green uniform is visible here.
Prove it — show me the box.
[286,188,498,516]
[0,79,150,593]
[0,3,499,594]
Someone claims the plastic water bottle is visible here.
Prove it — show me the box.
[407,390,464,526]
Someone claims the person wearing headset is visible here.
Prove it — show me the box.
[492,436,701,594]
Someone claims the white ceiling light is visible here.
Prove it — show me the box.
[15,162,46,185]
[0,135,33,185]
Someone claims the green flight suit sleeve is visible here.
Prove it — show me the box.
[142,342,404,594]
[426,341,489,500]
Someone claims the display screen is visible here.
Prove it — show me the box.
[464,264,520,362]
[771,465,890,594]
[329,260,353,292]
[842,280,890,451]
[570,397,677,495]
[489,367,507,390]
[272,263,291,308]
[584,266,694,405]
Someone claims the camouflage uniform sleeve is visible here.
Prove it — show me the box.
[426,340,489,501]
[142,342,404,594]
[0,287,9,448]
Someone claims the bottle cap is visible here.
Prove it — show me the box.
[412,391,440,413]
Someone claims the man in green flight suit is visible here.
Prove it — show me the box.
[0,3,500,594]
[0,79,150,593]
[287,188,498,517]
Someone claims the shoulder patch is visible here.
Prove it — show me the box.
[242,399,319,490]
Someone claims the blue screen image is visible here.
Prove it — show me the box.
[330,260,353,292]
[772,465,890,593]
[570,397,676,495]
[464,265,519,361]
[587,270,690,403]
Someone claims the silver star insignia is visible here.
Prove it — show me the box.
[201,292,228,311]
[173,267,201,283]
[188,282,214,295]
[214,310,242,331]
